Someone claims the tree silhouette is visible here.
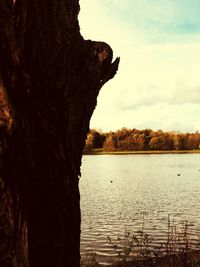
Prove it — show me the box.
[0,1,119,266]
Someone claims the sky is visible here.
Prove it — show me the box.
[79,0,200,133]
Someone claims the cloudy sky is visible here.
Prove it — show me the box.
[79,0,200,133]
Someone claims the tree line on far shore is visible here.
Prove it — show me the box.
[84,128,200,152]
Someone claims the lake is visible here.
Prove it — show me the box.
[80,154,200,265]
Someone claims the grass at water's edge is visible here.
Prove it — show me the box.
[81,218,200,267]
[83,148,200,155]
[81,251,200,267]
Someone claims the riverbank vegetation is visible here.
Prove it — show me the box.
[81,217,200,267]
[84,128,200,154]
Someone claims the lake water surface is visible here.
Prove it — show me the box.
[80,154,200,264]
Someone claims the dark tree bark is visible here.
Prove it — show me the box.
[0,1,119,267]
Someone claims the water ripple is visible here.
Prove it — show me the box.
[80,154,200,264]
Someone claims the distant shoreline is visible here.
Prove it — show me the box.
[83,148,200,155]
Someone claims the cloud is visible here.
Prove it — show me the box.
[90,103,200,133]
[101,0,200,36]
[79,0,200,132]
[106,42,200,109]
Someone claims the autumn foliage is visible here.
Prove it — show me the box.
[85,128,200,152]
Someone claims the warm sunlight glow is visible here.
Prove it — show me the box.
[79,0,200,132]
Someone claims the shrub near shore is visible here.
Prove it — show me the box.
[81,218,200,267]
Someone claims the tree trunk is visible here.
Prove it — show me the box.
[0,1,119,267]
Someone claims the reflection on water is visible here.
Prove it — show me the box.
[80,154,200,264]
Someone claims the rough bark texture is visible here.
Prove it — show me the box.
[0,0,119,267]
